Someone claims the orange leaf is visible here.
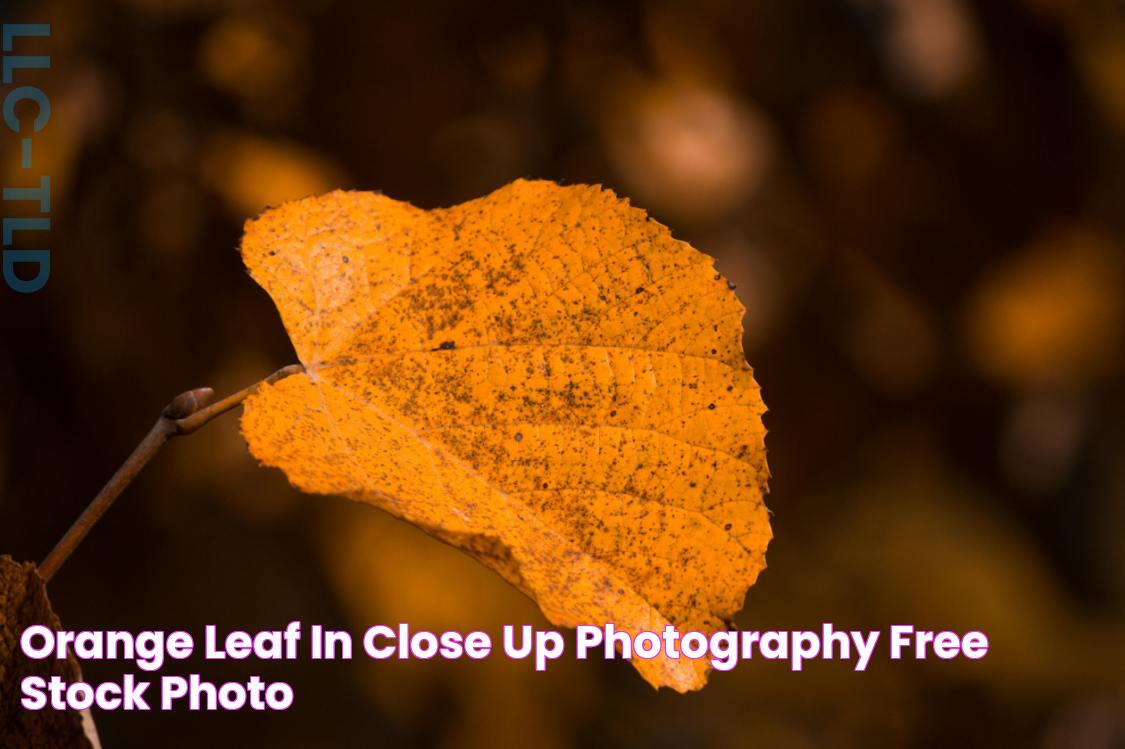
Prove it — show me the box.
[239,179,771,691]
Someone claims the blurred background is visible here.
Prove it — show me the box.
[2,0,1125,746]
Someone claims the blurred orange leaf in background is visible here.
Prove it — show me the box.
[238,180,771,691]
[964,226,1124,387]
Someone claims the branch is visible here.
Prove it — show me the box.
[38,364,304,583]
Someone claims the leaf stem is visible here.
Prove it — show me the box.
[38,364,304,583]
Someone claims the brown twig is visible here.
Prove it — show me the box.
[38,364,304,583]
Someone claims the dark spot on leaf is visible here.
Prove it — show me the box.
[708,403,716,410]
[724,523,733,531]
[438,341,457,350]
[635,286,645,294]
[514,432,523,442]
[342,256,350,264]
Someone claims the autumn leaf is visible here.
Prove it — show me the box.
[963,226,1124,387]
[239,179,771,691]
[1,556,96,748]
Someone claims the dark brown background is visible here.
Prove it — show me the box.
[2,0,1124,746]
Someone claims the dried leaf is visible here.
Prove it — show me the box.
[240,179,771,691]
[0,556,95,748]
